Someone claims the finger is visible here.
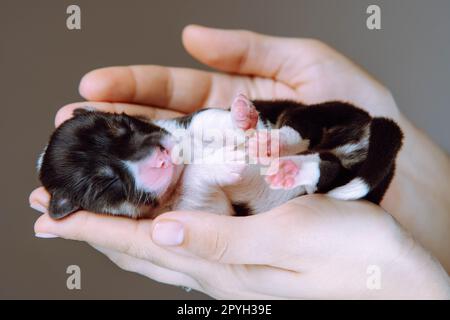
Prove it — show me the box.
[236,265,305,299]
[182,25,312,82]
[29,188,290,299]
[95,244,279,299]
[33,209,212,276]
[80,65,225,114]
[92,244,202,292]
[150,206,307,267]
[29,187,50,214]
[54,101,184,127]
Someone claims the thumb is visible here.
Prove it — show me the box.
[151,209,292,265]
[182,25,301,80]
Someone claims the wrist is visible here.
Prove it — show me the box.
[382,113,450,273]
[377,233,450,299]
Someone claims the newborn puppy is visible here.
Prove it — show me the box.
[38,94,403,219]
[38,96,266,219]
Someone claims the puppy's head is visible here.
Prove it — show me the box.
[38,109,179,219]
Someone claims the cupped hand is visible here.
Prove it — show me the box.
[54,24,398,126]
[31,192,449,299]
[30,25,450,296]
[51,25,403,210]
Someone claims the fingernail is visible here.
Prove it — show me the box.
[30,202,47,214]
[35,233,59,239]
[152,220,184,246]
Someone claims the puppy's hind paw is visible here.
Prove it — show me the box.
[265,156,320,191]
[231,93,259,131]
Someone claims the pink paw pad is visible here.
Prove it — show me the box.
[231,93,259,130]
[265,160,300,189]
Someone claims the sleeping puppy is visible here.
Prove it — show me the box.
[37,94,402,219]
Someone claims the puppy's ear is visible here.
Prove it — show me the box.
[48,191,79,219]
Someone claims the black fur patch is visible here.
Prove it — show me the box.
[253,100,303,125]
[253,100,403,204]
[316,152,351,192]
[364,165,395,203]
[173,108,208,128]
[39,110,167,219]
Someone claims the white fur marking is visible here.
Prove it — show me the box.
[332,125,370,168]
[334,143,361,154]
[279,126,309,155]
[294,156,321,190]
[123,160,150,193]
[106,202,139,217]
[327,178,369,200]
[36,145,47,171]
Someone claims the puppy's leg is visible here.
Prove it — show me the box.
[198,145,247,187]
[265,152,345,194]
[230,93,259,131]
[327,118,403,202]
[176,167,235,215]
[362,165,395,204]
[248,126,309,164]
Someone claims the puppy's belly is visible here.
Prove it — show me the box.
[168,165,305,216]
[172,165,235,215]
[223,165,306,214]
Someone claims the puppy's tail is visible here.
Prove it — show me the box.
[327,117,403,202]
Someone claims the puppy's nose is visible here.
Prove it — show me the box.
[156,149,171,168]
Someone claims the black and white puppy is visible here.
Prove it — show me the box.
[38,94,403,219]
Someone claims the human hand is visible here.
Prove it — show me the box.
[31,193,449,299]
[53,25,399,126]
[30,24,450,290]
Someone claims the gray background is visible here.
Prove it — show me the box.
[0,0,448,299]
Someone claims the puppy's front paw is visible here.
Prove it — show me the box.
[209,146,247,186]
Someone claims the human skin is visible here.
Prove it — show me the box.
[30,25,450,298]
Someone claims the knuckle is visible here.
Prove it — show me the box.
[111,254,134,272]
[123,222,151,260]
[71,211,93,240]
[208,230,229,262]
[293,38,335,62]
